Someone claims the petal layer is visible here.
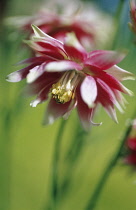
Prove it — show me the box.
[80,76,97,107]
[45,60,82,72]
[105,65,135,81]
[85,50,125,70]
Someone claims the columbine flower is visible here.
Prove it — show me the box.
[5,1,114,50]
[6,25,134,130]
[129,0,136,34]
[7,10,96,50]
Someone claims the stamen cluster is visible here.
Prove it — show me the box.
[51,82,74,104]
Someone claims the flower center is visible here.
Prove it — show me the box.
[51,83,74,104]
[51,71,80,104]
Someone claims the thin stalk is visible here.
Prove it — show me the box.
[115,0,126,19]
[48,119,67,210]
[60,122,87,196]
[0,109,12,210]
[111,0,126,50]
[85,113,135,210]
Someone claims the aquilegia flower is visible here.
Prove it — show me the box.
[6,25,134,130]
[7,10,96,51]
[5,1,114,50]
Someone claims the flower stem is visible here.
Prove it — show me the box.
[50,119,67,210]
[0,109,12,210]
[111,0,126,50]
[115,0,126,19]
[60,122,87,196]
[85,116,134,210]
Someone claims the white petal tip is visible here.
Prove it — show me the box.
[128,90,134,96]
[27,76,34,84]
[124,76,136,81]
[31,24,47,38]
[31,24,39,33]
[88,102,95,108]
[105,106,118,123]
[30,99,40,107]
[112,115,118,124]
[31,24,36,29]
[91,121,103,126]
[26,66,40,83]
[6,72,21,82]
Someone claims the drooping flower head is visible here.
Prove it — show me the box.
[6,25,134,130]
[129,0,136,34]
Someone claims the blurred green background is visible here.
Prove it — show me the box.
[1,0,136,210]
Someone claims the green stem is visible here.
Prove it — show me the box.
[85,115,135,210]
[60,122,87,196]
[111,0,126,50]
[115,0,126,19]
[49,119,67,210]
[0,109,12,210]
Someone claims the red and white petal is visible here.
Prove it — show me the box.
[96,78,124,112]
[96,79,118,122]
[64,32,86,54]
[32,24,52,38]
[105,65,135,81]
[6,71,23,83]
[64,32,87,61]
[113,90,128,109]
[32,24,63,45]
[32,25,63,49]
[80,76,97,107]
[76,88,97,130]
[26,63,46,83]
[35,41,67,59]
[43,98,74,125]
[85,50,125,70]
[45,60,82,72]
[98,72,133,95]
[26,66,40,83]
[64,45,86,62]
[6,63,39,82]
[96,78,115,104]
[117,82,133,96]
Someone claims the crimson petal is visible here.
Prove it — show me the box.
[85,50,125,70]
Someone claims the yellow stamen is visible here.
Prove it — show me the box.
[51,71,80,104]
[51,82,75,104]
